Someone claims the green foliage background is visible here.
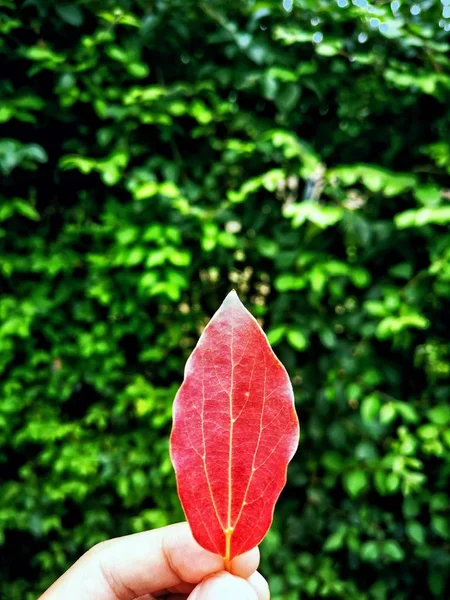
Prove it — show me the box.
[1,0,450,598]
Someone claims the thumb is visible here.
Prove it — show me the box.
[189,572,258,600]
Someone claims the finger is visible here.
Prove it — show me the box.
[151,547,261,598]
[39,522,260,600]
[248,572,270,600]
[188,572,258,600]
[230,546,260,579]
[158,570,269,600]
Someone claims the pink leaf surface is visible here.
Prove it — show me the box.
[170,290,299,566]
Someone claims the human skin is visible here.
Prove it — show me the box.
[39,522,270,600]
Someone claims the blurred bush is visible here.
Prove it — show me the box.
[1,1,450,598]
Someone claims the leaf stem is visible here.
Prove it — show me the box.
[224,530,232,572]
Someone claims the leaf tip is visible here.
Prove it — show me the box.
[222,289,241,307]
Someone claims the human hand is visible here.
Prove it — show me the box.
[39,522,269,600]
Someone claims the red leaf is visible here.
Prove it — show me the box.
[170,291,300,567]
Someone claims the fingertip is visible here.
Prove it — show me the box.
[162,522,224,583]
[248,571,270,600]
[189,572,258,600]
[230,546,260,578]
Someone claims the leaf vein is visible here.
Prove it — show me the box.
[201,353,226,531]
[231,338,267,530]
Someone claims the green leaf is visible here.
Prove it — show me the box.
[167,249,191,267]
[380,403,396,425]
[430,493,449,512]
[274,25,313,45]
[395,402,419,423]
[135,181,159,200]
[395,207,450,229]
[428,405,450,425]
[274,274,306,292]
[417,424,438,440]
[361,394,381,423]
[117,227,139,245]
[14,200,39,221]
[127,63,150,78]
[321,451,345,472]
[428,571,447,597]
[323,525,346,552]
[315,41,342,57]
[406,521,425,545]
[55,5,84,26]
[355,441,378,461]
[98,11,140,27]
[284,202,343,229]
[374,470,387,495]
[431,516,450,540]
[275,84,301,113]
[351,267,371,288]
[360,541,379,562]
[389,263,413,279]
[382,540,405,561]
[343,470,369,498]
[414,184,441,206]
[319,329,336,349]
[443,429,450,448]
[267,326,286,346]
[286,329,308,351]
[385,473,400,493]
[126,247,145,266]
